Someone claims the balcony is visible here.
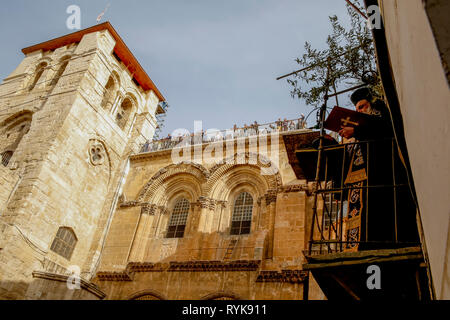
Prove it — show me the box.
[295,137,431,300]
[139,118,309,153]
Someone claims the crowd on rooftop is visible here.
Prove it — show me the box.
[140,115,307,153]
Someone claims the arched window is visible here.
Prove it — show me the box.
[0,111,33,167]
[115,98,133,130]
[50,56,70,87]
[230,192,253,235]
[50,227,77,260]
[101,75,117,110]
[29,62,48,91]
[166,198,190,238]
[1,151,13,167]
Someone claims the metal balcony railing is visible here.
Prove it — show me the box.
[140,118,308,153]
[306,138,420,256]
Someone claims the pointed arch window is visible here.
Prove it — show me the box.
[166,198,191,238]
[29,62,48,91]
[1,111,33,167]
[115,97,133,130]
[50,227,77,260]
[1,151,13,167]
[101,75,117,110]
[231,192,253,235]
[50,56,70,87]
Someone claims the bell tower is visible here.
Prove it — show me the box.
[0,23,166,299]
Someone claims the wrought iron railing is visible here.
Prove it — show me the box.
[140,118,308,153]
[141,118,306,153]
[306,138,420,256]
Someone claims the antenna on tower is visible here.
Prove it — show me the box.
[96,3,111,23]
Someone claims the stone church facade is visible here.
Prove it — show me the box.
[0,23,324,300]
[94,132,325,300]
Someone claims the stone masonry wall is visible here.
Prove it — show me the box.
[94,132,325,300]
[0,27,160,299]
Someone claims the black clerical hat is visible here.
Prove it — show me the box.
[350,87,373,105]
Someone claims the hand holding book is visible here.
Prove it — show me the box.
[323,106,373,133]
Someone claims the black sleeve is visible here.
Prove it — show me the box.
[353,104,394,141]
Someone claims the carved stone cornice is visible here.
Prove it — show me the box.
[264,189,278,205]
[194,197,222,210]
[159,206,169,215]
[97,260,262,281]
[216,200,227,208]
[257,197,263,206]
[140,203,155,215]
[127,262,169,272]
[168,260,261,272]
[120,200,140,208]
[96,271,133,281]
[119,201,168,215]
[280,184,310,195]
[256,270,309,284]
[32,271,107,299]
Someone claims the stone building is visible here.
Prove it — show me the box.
[4,1,445,300]
[93,129,325,300]
[0,22,325,300]
[0,23,165,299]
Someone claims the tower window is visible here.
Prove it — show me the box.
[115,98,132,130]
[1,151,13,167]
[230,192,253,235]
[29,62,48,91]
[50,56,70,87]
[101,75,117,110]
[166,198,190,238]
[0,111,32,167]
[50,227,77,260]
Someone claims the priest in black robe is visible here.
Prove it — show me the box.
[337,87,419,251]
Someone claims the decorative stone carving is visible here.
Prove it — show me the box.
[195,197,224,210]
[158,206,169,215]
[120,200,139,208]
[257,197,263,206]
[137,163,209,201]
[119,260,261,275]
[140,203,154,215]
[139,203,168,215]
[88,140,106,166]
[280,184,310,195]
[216,200,227,208]
[256,270,309,284]
[264,189,278,205]
[96,271,132,281]
[168,260,260,272]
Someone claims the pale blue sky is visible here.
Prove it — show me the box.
[0,0,355,136]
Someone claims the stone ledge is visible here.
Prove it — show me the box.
[280,184,310,194]
[255,270,308,284]
[32,271,107,299]
[130,260,262,272]
[168,260,261,272]
[95,271,133,282]
[97,260,262,281]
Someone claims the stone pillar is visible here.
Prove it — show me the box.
[265,189,278,259]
